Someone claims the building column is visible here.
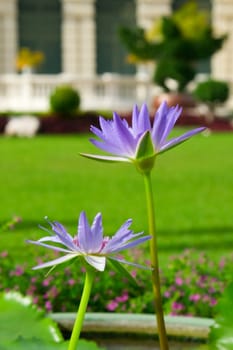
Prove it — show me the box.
[211,0,233,82]
[0,0,18,73]
[136,0,171,29]
[62,0,96,76]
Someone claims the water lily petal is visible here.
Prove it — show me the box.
[26,239,73,253]
[77,211,92,251]
[107,235,151,253]
[80,152,130,163]
[50,221,77,251]
[32,253,78,270]
[90,212,103,251]
[160,127,205,153]
[85,255,106,271]
[109,256,151,270]
[132,103,151,136]
[156,105,182,147]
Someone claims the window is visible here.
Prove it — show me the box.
[18,0,61,73]
[96,0,136,74]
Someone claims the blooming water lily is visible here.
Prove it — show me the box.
[27,211,151,272]
[81,101,205,173]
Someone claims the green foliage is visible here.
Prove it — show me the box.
[172,1,209,40]
[0,291,63,343]
[0,249,232,318]
[49,85,81,116]
[193,79,229,104]
[118,27,161,62]
[128,250,233,317]
[154,59,195,92]
[1,338,104,350]
[208,282,233,350]
[0,291,105,350]
[119,2,226,92]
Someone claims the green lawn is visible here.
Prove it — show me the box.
[1,130,233,267]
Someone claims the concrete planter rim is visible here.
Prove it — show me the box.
[50,312,214,340]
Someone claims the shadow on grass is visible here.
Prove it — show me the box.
[6,220,233,251]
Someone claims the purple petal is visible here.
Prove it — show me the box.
[111,113,137,156]
[37,235,61,243]
[90,138,128,156]
[77,211,91,251]
[109,257,151,270]
[155,105,182,148]
[159,127,205,153]
[80,152,130,162]
[32,253,78,270]
[50,221,77,251]
[131,104,139,131]
[85,255,106,271]
[107,235,151,254]
[90,119,126,155]
[151,101,170,147]
[101,219,134,252]
[90,212,103,251]
[132,103,151,136]
[91,112,138,157]
[26,239,73,253]
[151,102,182,149]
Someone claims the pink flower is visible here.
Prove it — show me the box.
[175,277,183,286]
[42,277,52,286]
[172,301,184,311]
[189,294,201,302]
[210,298,217,307]
[45,300,52,312]
[106,300,118,311]
[164,291,171,298]
[116,292,128,303]
[68,279,76,286]
[0,251,8,258]
[33,296,39,304]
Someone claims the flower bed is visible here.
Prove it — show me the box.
[0,111,233,134]
[0,249,232,318]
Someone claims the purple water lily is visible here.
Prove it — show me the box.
[27,211,151,272]
[81,102,205,171]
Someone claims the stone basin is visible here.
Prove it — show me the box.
[50,312,214,349]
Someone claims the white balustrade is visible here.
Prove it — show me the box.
[0,73,154,113]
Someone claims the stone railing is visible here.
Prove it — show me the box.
[0,73,154,113]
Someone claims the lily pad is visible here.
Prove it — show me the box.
[209,282,233,350]
[0,338,105,350]
[0,291,63,344]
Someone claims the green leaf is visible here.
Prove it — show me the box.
[108,259,138,288]
[0,292,63,344]
[0,338,105,350]
[209,282,233,350]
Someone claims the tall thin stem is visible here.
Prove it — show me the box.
[68,268,94,350]
[143,172,169,350]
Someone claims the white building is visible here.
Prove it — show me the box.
[0,0,232,111]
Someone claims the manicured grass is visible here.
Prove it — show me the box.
[1,130,233,267]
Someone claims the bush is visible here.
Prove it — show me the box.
[49,85,81,116]
[193,79,229,105]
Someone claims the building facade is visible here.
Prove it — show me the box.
[0,0,232,83]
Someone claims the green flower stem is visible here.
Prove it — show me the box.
[68,267,94,350]
[143,172,169,350]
